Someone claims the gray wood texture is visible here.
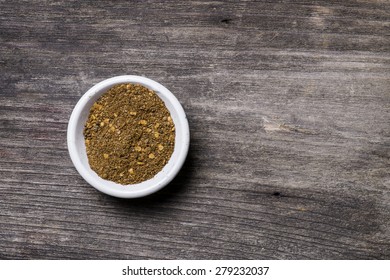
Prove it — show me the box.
[1,0,389,259]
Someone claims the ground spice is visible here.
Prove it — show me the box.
[83,83,175,185]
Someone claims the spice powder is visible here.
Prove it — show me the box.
[83,83,175,185]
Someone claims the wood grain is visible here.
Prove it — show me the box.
[0,0,389,259]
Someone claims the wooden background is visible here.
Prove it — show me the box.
[1,0,389,259]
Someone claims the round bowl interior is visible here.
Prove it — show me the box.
[67,75,189,198]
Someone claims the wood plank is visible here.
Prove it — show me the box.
[0,0,389,259]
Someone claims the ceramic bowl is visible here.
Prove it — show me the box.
[67,75,190,198]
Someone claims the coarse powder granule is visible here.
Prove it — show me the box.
[84,83,175,184]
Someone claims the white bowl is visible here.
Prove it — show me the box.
[67,75,190,198]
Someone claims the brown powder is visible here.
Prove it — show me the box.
[83,83,175,184]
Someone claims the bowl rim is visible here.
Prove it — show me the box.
[67,75,190,198]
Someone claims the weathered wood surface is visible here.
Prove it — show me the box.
[0,0,389,259]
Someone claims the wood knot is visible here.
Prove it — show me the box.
[221,18,232,24]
